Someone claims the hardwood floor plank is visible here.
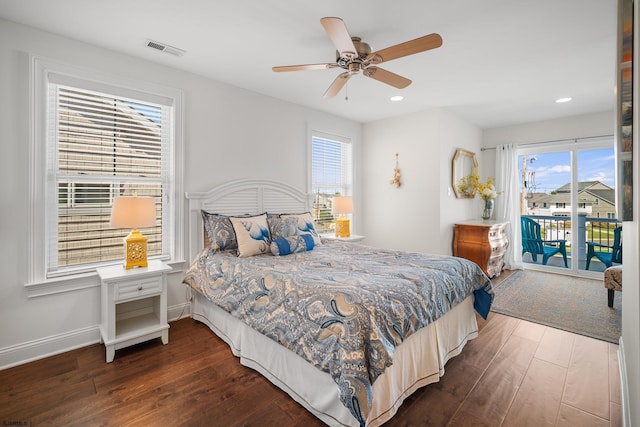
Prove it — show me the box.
[534,326,576,368]
[386,356,484,427]
[0,351,78,392]
[0,375,96,423]
[562,335,610,420]
[502,358,567,427]
[457,334,538,425]
[512,319,547,343]
[454,313,520,372]
[556,404,609,427]
[610,402,622,427]
[447,409,495,427]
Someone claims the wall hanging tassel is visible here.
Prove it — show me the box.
[390,153,401,188]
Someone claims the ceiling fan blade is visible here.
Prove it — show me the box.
[272,63,338,72]
[320,17,357,58]
[368,33,443,63]
[323,72,351,98]
[363,67,411,89]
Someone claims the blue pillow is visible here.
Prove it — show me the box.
[270,234,315,256]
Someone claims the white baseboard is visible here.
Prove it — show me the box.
[0,325,101,371]
[1,304,192,371]
[618,336,630,427]
[168,301,191,322]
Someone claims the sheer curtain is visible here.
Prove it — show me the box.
[494,144,523,270]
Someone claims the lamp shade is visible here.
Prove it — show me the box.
[332,196,353,215]
[110,196,156,229]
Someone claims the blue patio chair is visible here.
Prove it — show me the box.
[521,216,568,267]
[586,226,622,270]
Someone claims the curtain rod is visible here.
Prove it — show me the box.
[480,134,613,151]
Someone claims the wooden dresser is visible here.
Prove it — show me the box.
[453,220,508,278]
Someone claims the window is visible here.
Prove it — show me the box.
[29,57,182,285]
[51,86,169,272]
[310,132,352,234]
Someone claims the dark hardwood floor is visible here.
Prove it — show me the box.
[0,310,622,426]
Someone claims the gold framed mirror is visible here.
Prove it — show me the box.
[452,149,479,198]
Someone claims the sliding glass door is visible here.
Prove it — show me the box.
[518,138,616,276]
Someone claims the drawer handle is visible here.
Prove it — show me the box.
[137,285,143,291]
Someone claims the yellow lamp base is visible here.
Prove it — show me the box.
[335,217,351,238]
[123,229,148,269]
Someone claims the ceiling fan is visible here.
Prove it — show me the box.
[273,17,443,98]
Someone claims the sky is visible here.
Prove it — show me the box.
[518,148,615,194]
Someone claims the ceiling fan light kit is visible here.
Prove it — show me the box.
[273,17,442,98]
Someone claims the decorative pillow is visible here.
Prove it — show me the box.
[270,234,315,256]
[201,211,236,250]
[267,216,300,240]
[230,214,272,257]
[279,212,322,245]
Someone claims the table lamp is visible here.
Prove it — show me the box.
[110,196,156,269]
[332,196,353,238]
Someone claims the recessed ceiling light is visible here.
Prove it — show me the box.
[390,95,404,102]
[555,97,572,103]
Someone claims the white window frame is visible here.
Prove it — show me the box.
[308,130,353,235]
[26,56,184,296]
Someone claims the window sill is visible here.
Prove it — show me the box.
[25,259,186,298]
[25,271,100,298]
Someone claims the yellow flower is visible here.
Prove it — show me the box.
[457,174,502,200]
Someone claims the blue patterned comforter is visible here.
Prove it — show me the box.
[182,240,493,425]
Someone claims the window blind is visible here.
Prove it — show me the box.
[311,135,352,234]
[47,85,171,275]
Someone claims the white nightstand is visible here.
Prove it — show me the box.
[97,259,172,362]
[322,234,366,243]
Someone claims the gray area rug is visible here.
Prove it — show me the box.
[491,270,621,343]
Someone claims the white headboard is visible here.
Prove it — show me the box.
[185,178,312,262]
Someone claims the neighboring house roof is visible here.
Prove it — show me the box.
[587,189,616,205]
[526,181,615,206]
[525,192,549,204]
[554,181,613,193]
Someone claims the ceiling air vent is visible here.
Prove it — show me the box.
[145,39,186,57]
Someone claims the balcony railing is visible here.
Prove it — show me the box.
[521,214,621,272]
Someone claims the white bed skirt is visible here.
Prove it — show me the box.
[192,293,479,426]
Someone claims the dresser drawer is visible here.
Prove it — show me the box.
[115,277,162,302]
[488,255,505,277]
[488,225,506,241]
[491,239,509,256]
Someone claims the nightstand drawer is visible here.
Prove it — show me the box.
[115,277,162,302]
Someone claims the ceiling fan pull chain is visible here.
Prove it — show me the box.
[345,80,349,101]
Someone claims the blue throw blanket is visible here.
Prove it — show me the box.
[183,240,493,425]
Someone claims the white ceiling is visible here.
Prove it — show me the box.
[0,0,617,128]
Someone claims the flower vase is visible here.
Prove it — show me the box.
[482,199,494,220]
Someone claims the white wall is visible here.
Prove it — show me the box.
[0,18,361,367]
[361,109,482,255]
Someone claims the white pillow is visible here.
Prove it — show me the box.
[230,214,271,257]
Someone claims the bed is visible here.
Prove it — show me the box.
[182,179,493,427]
